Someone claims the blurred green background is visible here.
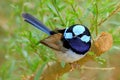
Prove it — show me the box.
[0,0,120,80]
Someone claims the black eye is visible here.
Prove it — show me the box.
[81,27,91,36]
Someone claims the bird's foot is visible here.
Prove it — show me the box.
[69,61,80,71]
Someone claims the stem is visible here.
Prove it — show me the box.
[71,4,82,24]
[81,66,115,70]
[51,0,65,26]
[98,2,120,26]
[95,1,98,36]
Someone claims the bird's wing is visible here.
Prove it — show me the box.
[40,33,67,52]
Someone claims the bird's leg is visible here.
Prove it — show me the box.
[69,61,80,71]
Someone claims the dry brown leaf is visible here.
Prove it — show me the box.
[91,32,113,56]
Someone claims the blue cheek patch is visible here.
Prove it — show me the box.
[80,35,90,43]
[64,33,73,39]
[64,27,73,39]
[73,25,85,35]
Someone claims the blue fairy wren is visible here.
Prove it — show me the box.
[22,13,91,63]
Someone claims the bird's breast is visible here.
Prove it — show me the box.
[54,49,86,63]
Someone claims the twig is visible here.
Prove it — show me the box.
[71,4,82,24]
[94,1,98,36]
[51,0,65,26]
[98,2,120,26]
[81,66,115,70]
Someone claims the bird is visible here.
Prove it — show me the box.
[22,13,91,63]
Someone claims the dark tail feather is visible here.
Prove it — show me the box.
[22,13,51,35]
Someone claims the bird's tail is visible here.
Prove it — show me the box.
[22,13,51,35]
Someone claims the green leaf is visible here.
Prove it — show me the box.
[60,61,66,68]
[34,61,48,80]
[95,57,106,65]
[88,51,95,56]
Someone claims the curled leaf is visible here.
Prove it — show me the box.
[91,32,113,55]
